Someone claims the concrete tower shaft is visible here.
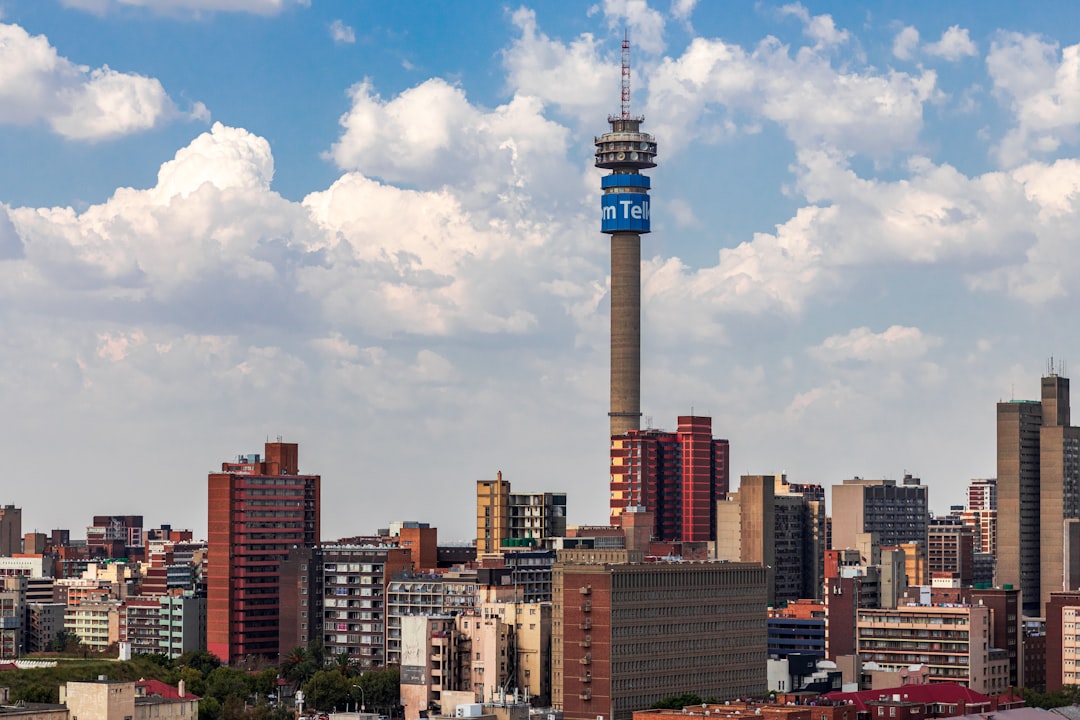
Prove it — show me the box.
[597,52,656,437]
[610,233,641,436]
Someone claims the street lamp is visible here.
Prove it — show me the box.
[352,684,366,713]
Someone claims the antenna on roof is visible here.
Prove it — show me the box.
[621,30,632,119]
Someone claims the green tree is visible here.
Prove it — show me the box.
[205,666,255,705]
[177,649,221,677]
[281,646,318,688]
[650,694,704,710]
[302,669,350,712]
[13,684,56,703]
[199,697,222,720]
[179,666,207,698]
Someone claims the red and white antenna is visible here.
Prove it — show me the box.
[621,31,632,119]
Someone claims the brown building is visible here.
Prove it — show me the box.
[278,543,412,667]
[0,506,21,557]
[207,441,320,664]
[997,371,1080,617]
[717,475,824,605]
[1045,591,1080,691]
[553,550,768,720]
[476,474,567,554]
[927,519,974,586]
[831,477,928,560]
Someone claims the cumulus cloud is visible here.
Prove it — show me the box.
[503,7,617,124]
[601,0,666,55]
[60,0,308,15]
[329,19,355,45]
[989,33,1080,166]
[645,35,938,157]
[0,23,202,140]
[325,76,575,214]
[925,26,978,61]
[809,326,942,364]
[893,26,920,61]
[779,3,849,49]
[670,0,696,21]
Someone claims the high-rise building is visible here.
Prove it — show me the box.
[207,441,320,664]
[855,604,1009,695]
[279,543,412,667]
[476,473,567,554]
[830,476,929,560]
[997,371,1080,616]
[87,515,144,560]
[0,506,21,557]
[610,416,729,542]
[927,518,974,586]
[597,37,657,438]
[552,550,767,720]
[717,474,825,603]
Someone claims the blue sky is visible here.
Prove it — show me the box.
[3,0,1080,541]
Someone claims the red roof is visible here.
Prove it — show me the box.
[136,679,200,701]
[822,683,995,713]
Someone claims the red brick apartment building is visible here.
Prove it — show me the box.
[207,441,320,664]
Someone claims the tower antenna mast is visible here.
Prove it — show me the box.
[621,31,632,119]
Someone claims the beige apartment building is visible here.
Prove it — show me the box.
[856,603,1009,695]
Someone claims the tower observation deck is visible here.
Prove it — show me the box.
[597,36,657,437]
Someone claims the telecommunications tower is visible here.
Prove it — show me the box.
[596,35,657,437]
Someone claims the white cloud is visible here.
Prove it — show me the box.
[925,25,978,61]
[602,0,666,55]
[645,35,938,157]
[0,23,201,140]
[325,76,576,214]
[893,26,919,61]
[60,0,308,15]
[809,326,941,364]
[503,7,617,124]
[989,33,1080,166]
[670,0,696,21]
[329,19,355,45]
[779,3,849,49]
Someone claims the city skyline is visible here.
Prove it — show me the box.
[6,1,1080,540]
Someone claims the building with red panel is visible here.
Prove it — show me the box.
[207,441,320,665]
[610,415,728,542]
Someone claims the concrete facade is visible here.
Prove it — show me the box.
[553,551,768,720]
[207,441,320,664]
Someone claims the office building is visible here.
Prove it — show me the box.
[927,518,974,586]
[158,592,206,658]
[553,549,767,720]
[831,476,928,564]
[279,543,411,667]
[87,515,144,560]
[610,416,729,542]
[998,371,1080,616]
[476,474,567,554]
[207,440,320,664]
[855,603,1009,695]
[0,506,21,557]
[1046,591,1080,691]
[717,474,822,604]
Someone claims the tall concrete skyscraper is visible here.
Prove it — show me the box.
[998,370,1080,616]
[596,37,657,437]
[0,506,21,557]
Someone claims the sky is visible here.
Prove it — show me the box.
[4,0,1080,543]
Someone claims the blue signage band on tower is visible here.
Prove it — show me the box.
[601,193,651,233]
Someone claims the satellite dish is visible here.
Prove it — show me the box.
[640,142,649,150]
[631,152,639,160]
[616,152,625,160]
